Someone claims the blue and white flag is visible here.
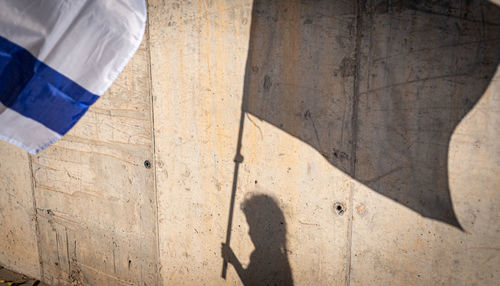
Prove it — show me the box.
[0,0,147,153]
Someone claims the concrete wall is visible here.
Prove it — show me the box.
[1,0,499,285]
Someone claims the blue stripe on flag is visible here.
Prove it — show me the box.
[0,35,99,135]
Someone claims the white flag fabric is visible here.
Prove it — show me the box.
[0,0,147,153]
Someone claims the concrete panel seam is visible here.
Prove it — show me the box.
[346,1,363,285]
[28,154,44,280]
[145,2,162,285]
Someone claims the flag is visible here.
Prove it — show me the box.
[0,0,146,153]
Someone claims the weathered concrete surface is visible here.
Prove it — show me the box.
[350,2,500,285]
[351,67,500,285]
[26,34,157,285]
[148,0,355,284]
[149,0,500,285]
[0,142,39,278]
[1,0,500,285]
[350,71,500,285]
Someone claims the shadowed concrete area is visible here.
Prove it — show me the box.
[243,0,500,228]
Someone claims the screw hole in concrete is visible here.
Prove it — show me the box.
[334,202,345,216]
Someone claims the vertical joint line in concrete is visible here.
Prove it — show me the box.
[145,2,162,285]
[346,1,363,285]
[28,154,44,281]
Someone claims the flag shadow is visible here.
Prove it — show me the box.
[241,0,500,228]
